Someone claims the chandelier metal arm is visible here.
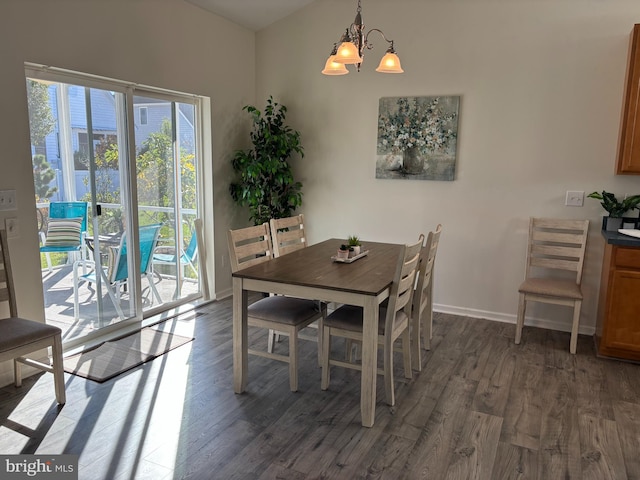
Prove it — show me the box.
[363,28,394,52]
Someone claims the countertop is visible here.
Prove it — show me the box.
[601,229,640,247]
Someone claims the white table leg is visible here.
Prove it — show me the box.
[360,295,379,427]
[233,277,248,393]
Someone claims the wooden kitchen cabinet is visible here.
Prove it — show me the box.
[596,236,640,360]
[616,24,640,174]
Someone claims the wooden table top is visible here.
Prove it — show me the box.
[232,239,402,296]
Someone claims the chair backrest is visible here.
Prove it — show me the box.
[227,223,273,273]
[413,224,443,318]
[270,214,307,258]
[524,218,589,285]
[384,237,423,334]
[0,230,17,318]
[109,224,162,283]
[184,230,198,261]
[49,201,89,233]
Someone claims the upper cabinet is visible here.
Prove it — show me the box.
[616,24,640,175]
[617,24,640,174]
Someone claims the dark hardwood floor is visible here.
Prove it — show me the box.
[1,297,639,480]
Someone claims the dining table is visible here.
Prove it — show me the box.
[232,238,403,427]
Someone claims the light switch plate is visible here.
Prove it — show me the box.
[5,218,19,238]
[565,190,584,207]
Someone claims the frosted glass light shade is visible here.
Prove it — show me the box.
[334,41,362,64]
[375,52,404,73]
[322,55,349,75]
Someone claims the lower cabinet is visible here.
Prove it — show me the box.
[596,243,640,360]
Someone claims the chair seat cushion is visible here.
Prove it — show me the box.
[153,253,179,263]
[248,296,320,326]
[518,277,583,300]
[325,305,408,334]
[0,317,62,353]
[40,244,81,253]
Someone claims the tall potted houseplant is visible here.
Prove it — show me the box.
[587,191,640,231]
[229,96,304,225]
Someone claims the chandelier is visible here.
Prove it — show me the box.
[322,0,404,76]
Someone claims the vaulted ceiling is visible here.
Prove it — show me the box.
[185,0,316,31]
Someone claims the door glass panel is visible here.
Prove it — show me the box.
[133,96,200,306]
[29,79,131,339]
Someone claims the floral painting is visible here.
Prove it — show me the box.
[376,96,460,181]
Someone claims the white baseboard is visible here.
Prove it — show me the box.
[216,288,232,300]
[433,303,596,336]
[214,289,595,336]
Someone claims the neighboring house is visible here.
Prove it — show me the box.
[133,96,195,154]
[40,87,194,201]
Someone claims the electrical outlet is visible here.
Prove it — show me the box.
[565,190,584,207]
[5,218,19,238]
[0,189,16,211]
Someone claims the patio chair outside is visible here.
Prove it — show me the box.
[152,229,199,301]
[73,223,162,320]
[39,201,89,273]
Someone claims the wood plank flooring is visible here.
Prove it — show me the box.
[1,298,640,480]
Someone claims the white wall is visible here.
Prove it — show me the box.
[255,0,640,334]
[0,0,255,384]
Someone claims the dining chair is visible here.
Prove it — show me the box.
[0,229,66,404]
[73,223,163,320]
[269,214,307,257]
[227,223,326,392]
[268,214,323,358]
[321,237,422,406]
[39,201,89,273]
[153,227,199,299]
[411,224,442,371]
[514,217,589,354]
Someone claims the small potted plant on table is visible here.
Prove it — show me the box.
[587,191,640,231]
[347,235,362,257]
[337,244,350,260]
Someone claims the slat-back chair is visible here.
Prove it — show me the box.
[321,237,422,406]
[514,217,589,354]
[227,223,326,392]
[270,214,307,257]
[269,214,324,358]
[0,229,66,404]
[411,224,442,370]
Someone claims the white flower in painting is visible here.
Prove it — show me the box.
[377,97,457,155]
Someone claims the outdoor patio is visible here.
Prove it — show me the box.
[41,264,200,343]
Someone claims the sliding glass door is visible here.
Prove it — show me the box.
[27,69,203,345]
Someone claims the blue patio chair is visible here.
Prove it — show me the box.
[39,201,89,273]
[153,231,198,276]
[73,223,162,320]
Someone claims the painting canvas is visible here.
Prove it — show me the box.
[376,96,460,181]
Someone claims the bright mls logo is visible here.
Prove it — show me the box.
[1,455,78,479]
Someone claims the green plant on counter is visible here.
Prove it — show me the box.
[587,191,640,217]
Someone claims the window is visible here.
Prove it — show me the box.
[140,106,148,125]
